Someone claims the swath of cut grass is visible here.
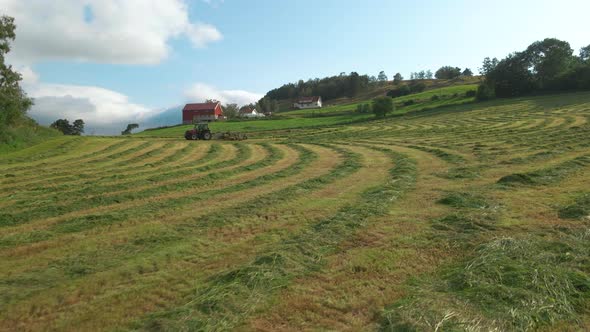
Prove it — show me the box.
[379,230,590,331]
[498,154,590,186]
[558,193,590,220]
[134,150,416,330]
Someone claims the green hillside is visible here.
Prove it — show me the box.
[0,119,62,154]
[2,91,590,330]
[136,82,478,138]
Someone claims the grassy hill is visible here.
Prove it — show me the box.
[136,81,478,139]
[0,119,61,154]
[2,91,590,330]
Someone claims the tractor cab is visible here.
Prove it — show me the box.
[185,123,212,140]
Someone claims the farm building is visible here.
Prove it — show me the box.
[182,102,224,124]
[239,106,265,118]
[294,96,322,109]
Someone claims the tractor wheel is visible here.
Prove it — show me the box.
[203,132,212,140]
[191,134,198,140]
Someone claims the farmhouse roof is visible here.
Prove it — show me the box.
[296,96,321,103]
[183,102,220,112]
[239,106,255,114]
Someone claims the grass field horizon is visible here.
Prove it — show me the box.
[2,90,590,330]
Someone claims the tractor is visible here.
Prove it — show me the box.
[185,123,212,140]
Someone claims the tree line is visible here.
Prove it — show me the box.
[477,38,590,100]
[264,72,371,102]
[261,66,474,109]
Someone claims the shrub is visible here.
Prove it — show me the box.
[386,85,411,98]
[465,90,477,97]
[403,100,415,106]
[476,84,496,100]
[430,95,440,101]
[372,97,394,117]
[409,82,426,93]
[435,66,462,79]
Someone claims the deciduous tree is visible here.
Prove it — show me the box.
[121,123,139,135]
[377,71,388,84]
[372,96,393,118]
[462,68,473,76]
[50,119,84,135]
[581,45,590,63]
[223,103,239,118]
[0,16,32,128]
[435,66,462,79]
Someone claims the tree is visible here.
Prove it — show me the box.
[523,38,574,89]
[50,119,72,135]
[257,98,268,113]
[270,100,279,113]
[417,70,426,80]
[462,68,473,76]
[393,73,403,84]
[387,85,411,98]
[425,70,433,79]
[0,16,33,128]
[372,97,393,118]
[377,71,388,84]
[435,66,462,79]
[223,103,239,119]
[480,57,499,76]
[349,71,361,96]
[121,123,139,135]
[409,82,426,93]
[72,119,84,135]
[50,119,84,135]
[581,45,590,63]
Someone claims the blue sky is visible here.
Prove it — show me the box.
[3,0,590,133]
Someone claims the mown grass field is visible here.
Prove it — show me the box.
[2,91,590,331]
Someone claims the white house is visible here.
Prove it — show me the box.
[293,96,322,109]
[239,106,265,118]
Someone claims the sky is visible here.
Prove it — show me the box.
[2,0,590,134]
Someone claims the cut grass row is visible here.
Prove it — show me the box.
[0,144,384,329]
[134,146,416,331]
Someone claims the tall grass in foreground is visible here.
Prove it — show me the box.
[380,230,590,331]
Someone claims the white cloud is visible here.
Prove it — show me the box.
[27,82,160,135]
[185,23,223,48]
[17,65,39,86]
[185,83,263,106]
[22,80,264,135]
[1,0,222,65]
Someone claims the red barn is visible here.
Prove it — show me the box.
[182,102,223,124]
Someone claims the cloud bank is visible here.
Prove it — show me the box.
[24,82,263,135]
[1,0,223,64]
[185,83,263,106]
[27,84,159,135]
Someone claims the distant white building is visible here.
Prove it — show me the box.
[239,106,265,118]
[293,96,322,109]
